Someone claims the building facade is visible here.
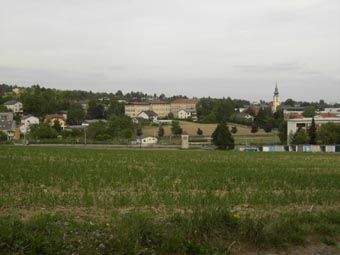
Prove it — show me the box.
[0,112,16,140]
[125,102,152,118]
[20,115,39,134]
[3,100,23,114]
[287,117,340,144]
[170,99,198,116]
[125,99,198,119]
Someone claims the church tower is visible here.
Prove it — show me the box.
[272,83,280,112]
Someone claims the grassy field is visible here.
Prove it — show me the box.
[143,121,273,136]
[0,146,340,254]
[143,121,279,145]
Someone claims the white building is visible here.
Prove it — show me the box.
[178,109,197,120]
[3,100,23,114]
[20,115,39,134]
[137,110,158,121]
[287,117,340,144]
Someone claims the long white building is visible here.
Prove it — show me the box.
[287,117,340,144]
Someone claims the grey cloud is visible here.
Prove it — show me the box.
[0,0,339,101]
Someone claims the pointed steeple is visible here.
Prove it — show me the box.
[274,82,279,96]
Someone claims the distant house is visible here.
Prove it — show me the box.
[141,137,158,144]
[238,112,254,120]
[178,109,197,120]
[44,114,66,129]
[137,110,158,120]
[3,100,23,114]
[0,112,16,140]
[20,115,39,134]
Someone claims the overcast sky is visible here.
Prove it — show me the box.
[1,0,339,102]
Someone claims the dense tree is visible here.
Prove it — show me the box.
[303,106,316,117]
[317,123,340,144]
[171,121,183,135]
[67,103,85,125]
[0,131,7,142]
[86,100,105,119]
[29,123,58,139]
[284,98,296,107]
[251,124,258,133]
[278,121,287,144]
[53,120,62,134]
[291,128,309,145]
[105,99,124,118]
[87,121,107,140]
[106,115,135,139]
[308,118,317,144]
[264,123,273,133]
[254,107,274,129]
[212,123,234,150]
[136,127,143,137]
[215,98,234,124]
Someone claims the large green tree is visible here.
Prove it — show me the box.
[308,118,317,144]
[67,103,85,125]
[212,123,234,150]
[291,128,309,145]
[278,121,287,144]
[317,123,340,144]
[171,121,183,135]
[29,123,58,139]
[105,99,125,118]
[303,106,316,117]
[86,100,105,119]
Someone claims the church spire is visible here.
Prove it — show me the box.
[274,82,279,96]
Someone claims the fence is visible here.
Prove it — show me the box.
[237,144,340,153]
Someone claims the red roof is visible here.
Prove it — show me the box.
[45,114,65,122]
[171,98,198,104]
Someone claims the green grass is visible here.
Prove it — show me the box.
[0,146,340,254]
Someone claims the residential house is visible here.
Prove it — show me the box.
[3,100,23,114]
[20,115,39,134]
[178,109,197,120]
[44,114,66,129]
[0,112,16,140]
[137,110,158,121]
